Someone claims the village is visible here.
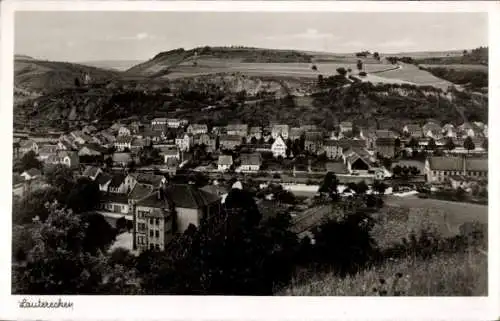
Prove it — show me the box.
[13,115,489,254]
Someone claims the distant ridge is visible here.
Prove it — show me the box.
[15,54,35,60]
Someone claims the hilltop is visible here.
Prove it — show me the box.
[14,56,120,94]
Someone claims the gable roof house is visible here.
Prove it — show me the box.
[96,172,113,192]
[425,156,488,183]
[115,136,134,151]
[108,173,129,194]
[78,144,107,157]
[343,150,373,174]
[248,127,263,141]
[457,122,477,138]
[339,121,353,133]
[271,124,290,140]
[19,139,39,155]
[402,124,422,138]
[46,151,80,169]
[375,137,396,158]
[81,166,103,181]
[217,155,234,172]
[219,135,241,151]
[37,144,59,161]
[164,184,221,233]
[175,133,193,152]
[226,124,248,137]
[289,127,304,141]
[304,132,324,154]
[271,136,287,158]
[187,124,209,135]
[322,140,344,160]
[118,126,132,137]
[237,153,262,172]
[21,168,42,181]
[442,123,456,138]
[422,122,443,139]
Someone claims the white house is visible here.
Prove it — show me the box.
[187,124,208,135]
[271,136,287,158]
[115,136,134,151]
[175,133,192,152]
[217,155,233,172]
[271,124,289,140]
[238,153,262,172]
[118,126,132,137]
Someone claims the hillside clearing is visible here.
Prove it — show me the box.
[374,64,453,90]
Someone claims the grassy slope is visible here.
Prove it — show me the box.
[281,249,487,296]
[280,200,488,296]
[15,58,120,93]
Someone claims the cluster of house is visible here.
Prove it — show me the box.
[76,165,224,252]
[13,118,488,193]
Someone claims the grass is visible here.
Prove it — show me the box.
[374,64,453,90]
[280,248,487,296]
[421,64,488,72]
[279,202,487,296]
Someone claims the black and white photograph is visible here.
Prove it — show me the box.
[1,1,499,320]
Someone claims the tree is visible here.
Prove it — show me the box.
[14,151,42,173]
[426,138,437,151]
[12,186,59,225]
[373,52,380,60]
[402,166,411,178]
[13,203,108,294]
[481,139,488,151]
[392,165,402,177]
[357,59,363,71]
[372,180,387,196]
[311,65,318,71]
[463,136,475,153]
[250,136,258,145]
[317,74,324,87]
[319,172,339,201]
[336,67,347,76]
[105,156,113,168]
[80,212,117,254]
[408,137,419,150]
[445,137,455,151]
[410,166,420,176]
[44,164,76,201]
[268,137,275,145]
[74,77,81,87]
[66,177,100,213]
[224,188,262,228]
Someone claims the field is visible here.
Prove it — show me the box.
[374,64,453,90]
[421,64,489,72]
[164,59,394,80]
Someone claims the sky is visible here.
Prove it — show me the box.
[14,11,488,62]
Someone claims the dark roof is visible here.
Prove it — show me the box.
[465,158,488,172]
[375,130,396,138]
[305,131,323,141]
[82,166,101,177]
[338,138,367,149]
[325,161,348,174]
[166,157,179,167]
[13,174,25,185]
[109,173,126,188]
[376,137,396,145]
[129,183,154,200]
[23,168,42,177]
[165,184,220,209]
[218,155,233,165]
[112,152,132,163]
[100,192,128,204]
[428,156,463,171]
[96,172,112,185]
[136,191,166,209]
[220,135,242,142]
[132,173,165,187]
[240,153,262,166]
[116,136,134,144]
